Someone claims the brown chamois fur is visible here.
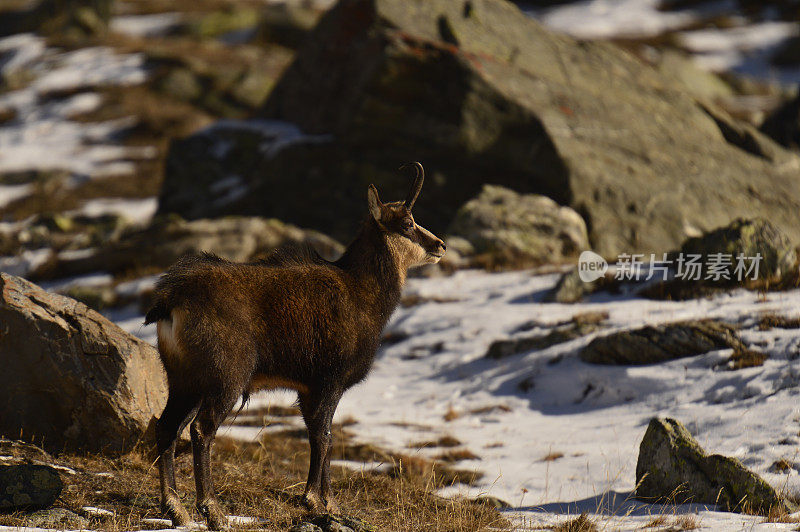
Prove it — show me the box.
[145,164,445,529]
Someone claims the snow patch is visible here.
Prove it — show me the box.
[0,34,152,184]
[110,13,183,37]
[75,197,158,224]
[532,0,695,40]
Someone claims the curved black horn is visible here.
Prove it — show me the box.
[401,162,424,210]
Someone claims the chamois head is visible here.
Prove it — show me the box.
[367,162,446,268]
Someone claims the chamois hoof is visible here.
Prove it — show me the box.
[162,497,191,527]
[198,500,229,530]
[302,491,326,514]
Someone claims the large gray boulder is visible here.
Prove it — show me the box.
[636,418,788,514]
[158,0,800,256]
[448,185,588,267]
[0,273,167,455]
[580,320,742,365]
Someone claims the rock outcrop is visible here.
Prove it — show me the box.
[448,185,588,267]
[636,418,788,514]
[32,215,343,281]
[579,320,742,365]
[158,0,800,256]
[0,273,167,455]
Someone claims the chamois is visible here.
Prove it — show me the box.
[145,163,445,530]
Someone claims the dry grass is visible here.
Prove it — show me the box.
[0,428,504,531]
[727,348,768,370]
[408,435,462,449]
[541,452,565,462]
[641,513,700,530]
[758,313,800,331]
[400,294,462,308]
[433,449,480,463]
[762,503,800,523]
[673,514,700,530]
[771,458,794,472]
[549,513,598,532]
[225,404,302,428]
[572,311,609,326]
[642,514,669,528]
[443,407,462,422]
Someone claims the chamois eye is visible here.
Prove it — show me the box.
[403,220,414,231]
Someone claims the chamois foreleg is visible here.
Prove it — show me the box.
[157,391,199,527]
[191,392,240,530]
[300,385,344,514]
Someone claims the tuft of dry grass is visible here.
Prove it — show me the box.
[550,512,598,532]
[771,458,794,472]
[642,515,669,528]
[727,348,768,370]
[0,429,505,532]
[758,313,800,331]
[433,449,480,463]
[674,514,700,530]
[444,406,462,422]
[541,452,565,462]
[572,311,609,326]
[641,513,700,530]
[762,503,800,523]
[408,435,462,449]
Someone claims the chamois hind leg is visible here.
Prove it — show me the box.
[191,392,239,531]
[299,386,343,514]
[157,390,199,527]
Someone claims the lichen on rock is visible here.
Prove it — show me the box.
[635,418,790,514]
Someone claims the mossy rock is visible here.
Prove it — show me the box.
[0,464,63,511]
[190,7,260,40]
[448,185,588,268]
[31,0,113,38]
[680,218,797,282]
[635,418,790,514]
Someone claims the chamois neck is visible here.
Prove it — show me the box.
[336,218,404,317]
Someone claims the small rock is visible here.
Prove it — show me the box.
[679,218,797,283]
[290,523,324,532]
[579,320,742,365]
[471,495,511,508]
[28,507,89,529]
[486,321,602,359]
[636,418,790,514]
[311,514,375,532]
[448,185,589,268]
[0,464,62,511]
[158,68,203,102]
[544,266,613,304]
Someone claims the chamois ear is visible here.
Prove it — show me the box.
[367,184,383,222]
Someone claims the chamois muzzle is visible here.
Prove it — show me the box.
[402,162,424,210]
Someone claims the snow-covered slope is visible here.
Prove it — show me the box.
[112,268,800,530]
